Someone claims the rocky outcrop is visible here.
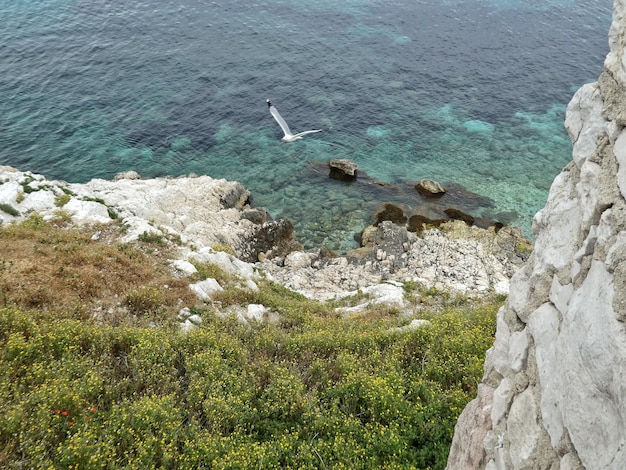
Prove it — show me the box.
[0,165,529,306]
[447,1,626,468]
[0,167,299,261]
[260,220,529,301]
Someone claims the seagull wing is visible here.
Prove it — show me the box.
[267,100,293,137]
[292,129,322,138]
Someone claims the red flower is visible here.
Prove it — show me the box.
[61,411,68,417]
[68,422,74,427]
[90,407,97,413]
[55,409,61,414]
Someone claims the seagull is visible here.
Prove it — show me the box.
[267,99,322,142]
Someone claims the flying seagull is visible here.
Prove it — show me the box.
[267,99,322,142]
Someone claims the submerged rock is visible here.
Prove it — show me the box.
[373,202,407,226]
[444,207,475,225]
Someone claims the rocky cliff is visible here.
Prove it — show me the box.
[447,1,626,468]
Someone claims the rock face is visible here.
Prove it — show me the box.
[447,1,626,468]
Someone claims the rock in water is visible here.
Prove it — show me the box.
[415,179,446,197]
[373,203,407,226]
[328,159,358,181]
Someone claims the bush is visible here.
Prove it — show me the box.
[0,299,499,469]
[0,203,19,217]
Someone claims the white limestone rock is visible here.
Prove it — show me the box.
[172,260,198,276]
[565,83,606,168]
[558,261,625,469]
[527,303,563,448]
[612,129,626,199]
[189,278,223,301]
[63,199,112,224]
[506,387,544,470]
[507,330,528,374]
[243,304,266,322]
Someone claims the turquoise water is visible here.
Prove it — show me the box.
[0,0,612,251]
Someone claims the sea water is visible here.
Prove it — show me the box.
[0,0,612,251]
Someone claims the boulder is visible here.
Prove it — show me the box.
[416,179,446,197]
[349,221,410,271]
[329,159,358,181]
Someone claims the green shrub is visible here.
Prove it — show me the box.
[137,231,166,245]
[0,297,499,469]
[54,194,71,207]
[0,203,19,217]
[124,286,164,315]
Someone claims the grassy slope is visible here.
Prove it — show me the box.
[0,215,501,469]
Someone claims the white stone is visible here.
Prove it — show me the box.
[605,0,626,87]
[508,330,528,373]
[493,279,509,296]
[559,452,584,470]
[549,275,574,315]
[180,319,198,333]
[564,82,606,168]
[245,279,259,292]
[189,278,223,301]
[284,251,313,270]
[244,304,266,322]
[532,176,581,272]
[0,181,21,205]
[187,314,202,325]
[190,249,256,280]
[558,261,626,470]
[507,387,542,469]
[528,303,564,447]
[491,377,514,427]
[64,199,112,224]
[20,189,56,213]
[120,216,161,243]
[172,260,198,276]
[491,308,512,378]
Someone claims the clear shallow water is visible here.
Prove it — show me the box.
[0,0,612,251]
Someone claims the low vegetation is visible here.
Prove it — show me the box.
[0,216,501,469]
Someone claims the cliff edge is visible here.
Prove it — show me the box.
[447,0,626,468]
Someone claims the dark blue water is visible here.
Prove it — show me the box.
[0,0,612,250]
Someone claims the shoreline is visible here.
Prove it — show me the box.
[1,164,532,301]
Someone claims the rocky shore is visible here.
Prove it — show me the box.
[0,165,531,310]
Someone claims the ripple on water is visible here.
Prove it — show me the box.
[0,0,612,248]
